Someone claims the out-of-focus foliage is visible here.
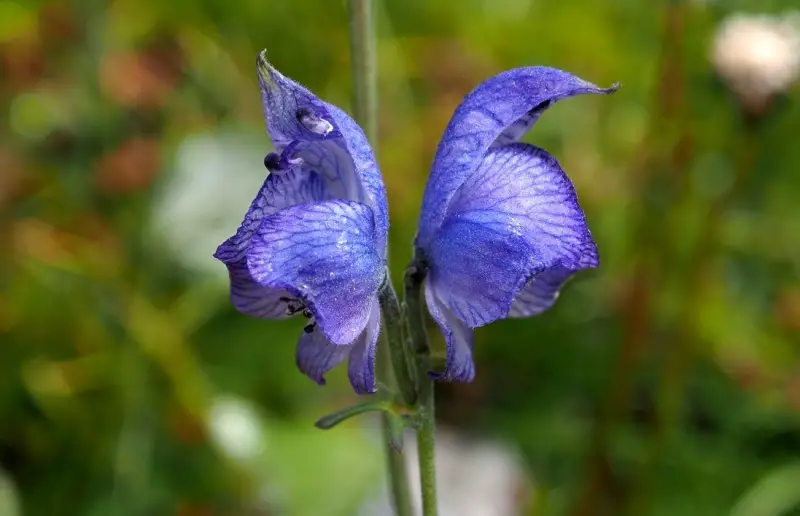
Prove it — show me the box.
[1,0,799,514]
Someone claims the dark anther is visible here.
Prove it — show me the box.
[281,296,306,316]
[264,152,281,171]
[530,100,552,114]
[301,309,312,318]
[295,107,333,136]
[295,107,313,121]
[303,322,316,334]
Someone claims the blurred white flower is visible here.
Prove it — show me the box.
[207,395,266,463]
[362,428,531,516]
[151,130,269,278]
[711,12,800,111]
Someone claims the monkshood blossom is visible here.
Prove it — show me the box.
[214,51,388,394]
[415,67,618,382]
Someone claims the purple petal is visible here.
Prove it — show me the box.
[246,200,383,346]
[257,54,338,146]
[325,104,389,255]
[425,279,475,382]
[213,170,324,319]
[224,260,291,319]
[427,144,597,328]
[294,296,380,394]
[347,296,380,394]
[427,214,534,328]
[215,169,325,265]
[296,327,351,386]
[256,52,388,255]
[509,264,594,318]
[417,67,617,247]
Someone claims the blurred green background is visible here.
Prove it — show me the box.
[1,0,799,514]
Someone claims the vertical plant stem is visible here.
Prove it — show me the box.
[376,303,414,516]
[382,411,414,516]
[348,0,378,143]
[405,262,438,516]
[379,277,418,406]
[347,2,413,515]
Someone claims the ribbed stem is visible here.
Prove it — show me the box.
[405,261,438,516]
[382,424,413,516]
[378,277,417,405]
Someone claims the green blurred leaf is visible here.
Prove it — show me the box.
[730,463,800,516]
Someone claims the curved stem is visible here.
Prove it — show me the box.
[405,262,438,516]
[315,399,395,429]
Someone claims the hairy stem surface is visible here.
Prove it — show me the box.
[405,262,438,516]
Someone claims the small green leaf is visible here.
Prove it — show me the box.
[314,400,395,430]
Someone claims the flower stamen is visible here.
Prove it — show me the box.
[264,142,305,174]
[263,152,281,170]
[280,296,317,334]
[280,296,305,316]
[296,107,334,136]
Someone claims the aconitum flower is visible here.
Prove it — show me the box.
[415,68,617,382]
[214,52,388,394]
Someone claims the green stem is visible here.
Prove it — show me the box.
[405,261,438,516]
[346,2,413,515]
[382,421,414,515]
[347,0,378,143]
[378,275,417,406]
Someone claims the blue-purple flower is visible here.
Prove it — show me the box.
[415,67,618,382]
[214,51,388,394]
